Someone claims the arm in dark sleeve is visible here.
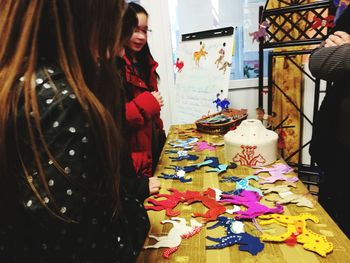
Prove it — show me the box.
[119,142,150,201]
[120,174,150,201]
[309,43,350,81]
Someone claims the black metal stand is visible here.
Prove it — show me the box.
[258,0,335,195]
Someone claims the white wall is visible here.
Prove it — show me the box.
[177,0,243,34]
[302,64,326,164]
[141,0,175,134]
[177,0,213,33]
[228,78,267,119]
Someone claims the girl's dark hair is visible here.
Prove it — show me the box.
[128,2,148,16]
[125,2,159,86]
[121,5,138,46]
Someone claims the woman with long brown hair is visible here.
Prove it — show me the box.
[0,0,158,262]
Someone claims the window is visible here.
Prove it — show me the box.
[168,0,269,80]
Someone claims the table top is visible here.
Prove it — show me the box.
[137,124,350,263]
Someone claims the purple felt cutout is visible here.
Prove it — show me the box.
[220,190,284,219]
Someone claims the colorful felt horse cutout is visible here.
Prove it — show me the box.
[220,190,284,219]
[180,156,237,175]
[204,157,237,175]
[261,183,315,208]
[206,216,264,255]
[182,156,219,173]
[159,169,192,183]
[144,217,202,259]
[186,188,239,222]
[164,150,199,162]
[259,213,333,257]
[253,163,298,184]
[145,188,187,216]
[193,141,216,151]
[206,162,237,175]
[168,137,199,149]
[219,175,262,196]
[164,164,198,174]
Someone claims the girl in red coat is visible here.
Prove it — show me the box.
[123,2,166,177]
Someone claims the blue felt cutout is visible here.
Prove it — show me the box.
[206,216,264,255]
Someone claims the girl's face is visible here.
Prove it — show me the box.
[127,12,148,52]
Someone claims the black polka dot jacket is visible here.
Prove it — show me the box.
[0,64,150,263]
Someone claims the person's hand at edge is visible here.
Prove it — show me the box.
[148,176,161,195]
[325,31,350,47]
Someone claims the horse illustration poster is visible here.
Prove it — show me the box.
[173,27,234,124]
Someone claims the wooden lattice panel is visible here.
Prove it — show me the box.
[265,0,324,8]
[262,1,334,48]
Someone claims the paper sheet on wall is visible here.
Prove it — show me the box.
[173,31,234,124]
[243,0,266,52]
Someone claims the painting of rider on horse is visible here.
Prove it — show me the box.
[193,41,208,66]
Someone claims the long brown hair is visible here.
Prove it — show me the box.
[0,0,126,221]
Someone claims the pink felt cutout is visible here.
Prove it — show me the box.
[193,141,216,151]
[253,164,298,184]
[220,190,284,219]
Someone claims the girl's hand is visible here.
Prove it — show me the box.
[149,176,161,195]
[151,91,164,107]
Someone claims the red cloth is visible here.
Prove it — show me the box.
[123,54,165,177]
[277,128,287,149]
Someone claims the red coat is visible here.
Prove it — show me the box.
[123,54,165,177]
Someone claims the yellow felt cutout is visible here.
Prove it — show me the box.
[258,213,333,257]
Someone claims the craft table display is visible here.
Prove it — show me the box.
[136,124,350,263]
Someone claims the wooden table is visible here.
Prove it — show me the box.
[137,124,350,263]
